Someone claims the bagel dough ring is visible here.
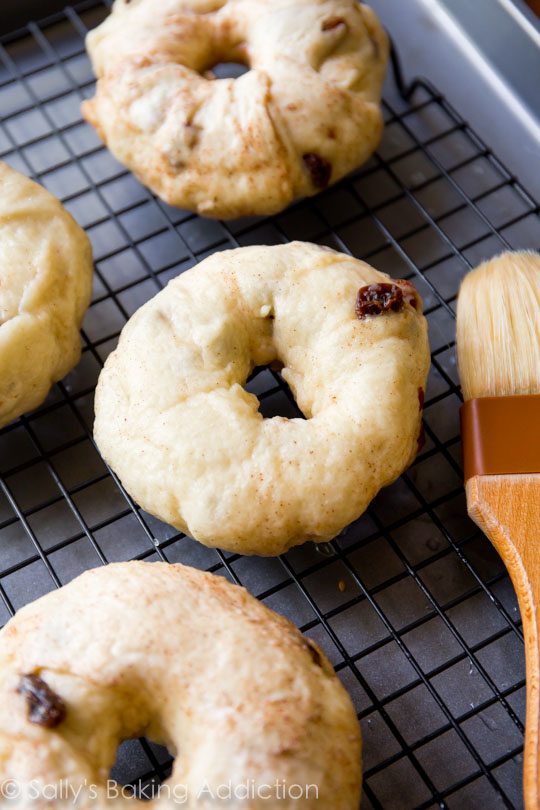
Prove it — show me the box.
[82,0,388,219]
[0,162,93,429]
[0,561,362,809]
[94,242,430,556]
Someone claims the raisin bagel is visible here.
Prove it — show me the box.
[82,0,388,219]
[0,561,361,809]
[0,162,93,429]
[94,242,430,555]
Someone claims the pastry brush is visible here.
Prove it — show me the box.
[456,250,540,809]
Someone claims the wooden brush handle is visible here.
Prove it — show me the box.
[467,474,540,810]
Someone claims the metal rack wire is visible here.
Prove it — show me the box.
[0,2,538,807]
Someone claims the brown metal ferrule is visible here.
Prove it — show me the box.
[461,395,540,481]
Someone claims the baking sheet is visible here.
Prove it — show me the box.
[0,2,539,807]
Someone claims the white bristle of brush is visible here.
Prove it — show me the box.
[456,250,540,401]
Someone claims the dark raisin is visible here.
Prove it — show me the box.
[321,17,346,31]
[395,278,419,310]
[355,283,404,319]
[18,674,66,729]
[305,640,323,668]
[418,387,425,411]
[302,153,332,189]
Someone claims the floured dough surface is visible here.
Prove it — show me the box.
[0,162,93,429]
[94,242,430,555]
[82,0,388,218]
[0,561,362,809]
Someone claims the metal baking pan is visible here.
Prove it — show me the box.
[0,1,538,807]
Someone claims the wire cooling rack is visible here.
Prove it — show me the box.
[0,2,539,808]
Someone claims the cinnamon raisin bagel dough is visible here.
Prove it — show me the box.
[0,561,362,809]
[0,162,93,429]
[82,0,388,219]
[94,242,430,556]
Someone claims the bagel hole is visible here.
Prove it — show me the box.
[245,366,305,420]
[109,738,174,800]
[206,61,249,80]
